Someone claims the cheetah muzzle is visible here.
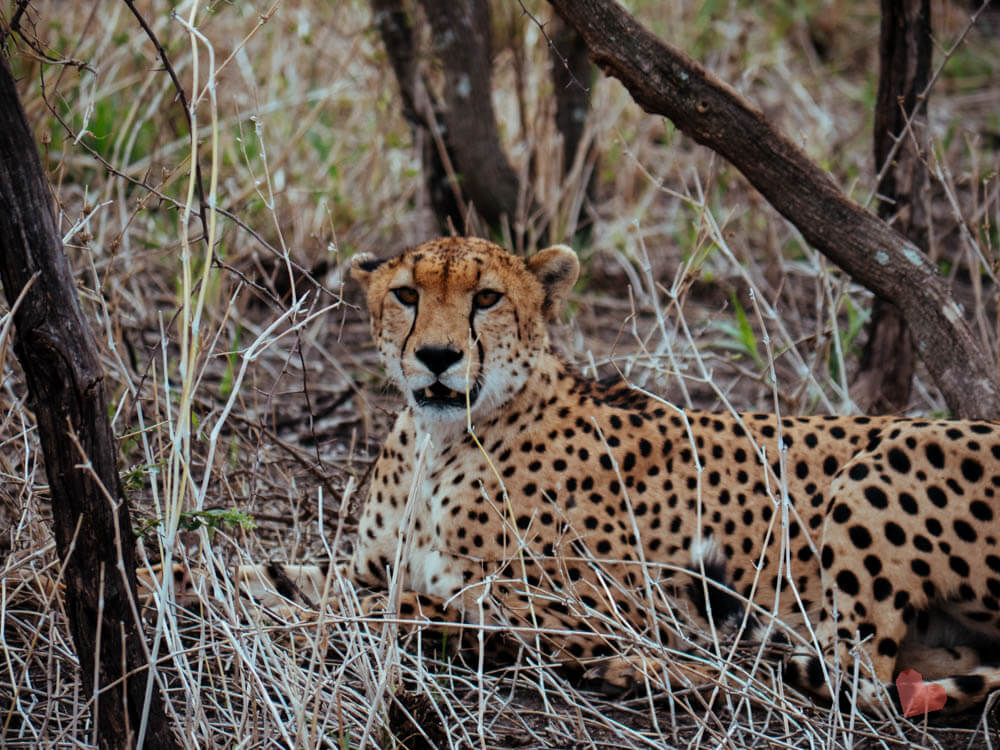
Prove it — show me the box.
[415,381,481,409]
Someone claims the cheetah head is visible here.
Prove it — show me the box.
[351,237,578,428]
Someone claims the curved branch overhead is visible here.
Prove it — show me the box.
[546,0,1000,418]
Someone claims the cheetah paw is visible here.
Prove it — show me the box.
[585,652,716,695]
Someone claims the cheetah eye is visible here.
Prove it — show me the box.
[472,289,503,310]
[392,286,419,306]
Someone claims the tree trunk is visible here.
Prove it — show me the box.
[550,16,596,242]
[546,0,1000,419]
[852,0,931,413]
[416,0,522,233]
[550,17,593,180]
[373,0,523,235]
[0,56,178,749]
[371,0,463,232]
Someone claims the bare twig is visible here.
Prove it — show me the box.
[121,0,211,250]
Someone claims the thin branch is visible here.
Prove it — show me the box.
[516,0,590,96]
[36,79,338,309]
[864,0,995,208]
[120,0,210,253]
[0,0,31,47]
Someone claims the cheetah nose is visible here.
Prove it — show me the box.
[416,345,462,375]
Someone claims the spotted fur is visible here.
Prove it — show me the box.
[242,237,1000,715]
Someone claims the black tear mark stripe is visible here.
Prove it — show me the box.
[398,256,421,360]
[400,298,418,364]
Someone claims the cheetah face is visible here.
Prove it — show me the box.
[351,238,578,429]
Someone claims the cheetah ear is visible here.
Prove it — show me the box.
[527,244,579,320]
[349,252,384,291]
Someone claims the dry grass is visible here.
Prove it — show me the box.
[1,0,999,747]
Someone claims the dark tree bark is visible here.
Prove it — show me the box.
[372,0,463,231]
[0,56,178,748]
[417,0,522,232]
[373,2,594,243]
[550,16,597,241]
[852,0,931,414]
[373,0,522,235]
[550,17,593,179]
[547,0,1000,419]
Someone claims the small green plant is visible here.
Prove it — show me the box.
[134,508,255,540]
[121,459,164,492]
[711,291,765,369]
[841,296,869,353]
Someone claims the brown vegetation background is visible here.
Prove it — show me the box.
[1,0,998,747]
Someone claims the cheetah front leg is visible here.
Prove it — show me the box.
[235,562,342,615]
[234,561,520,666]
[235,562,472,635]
[236,559,728,699]
[6,561,195,611]
[584,651,725,698]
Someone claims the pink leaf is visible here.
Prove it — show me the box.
[896,669,947,717]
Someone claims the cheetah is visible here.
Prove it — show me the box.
[241,237,1000,715]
